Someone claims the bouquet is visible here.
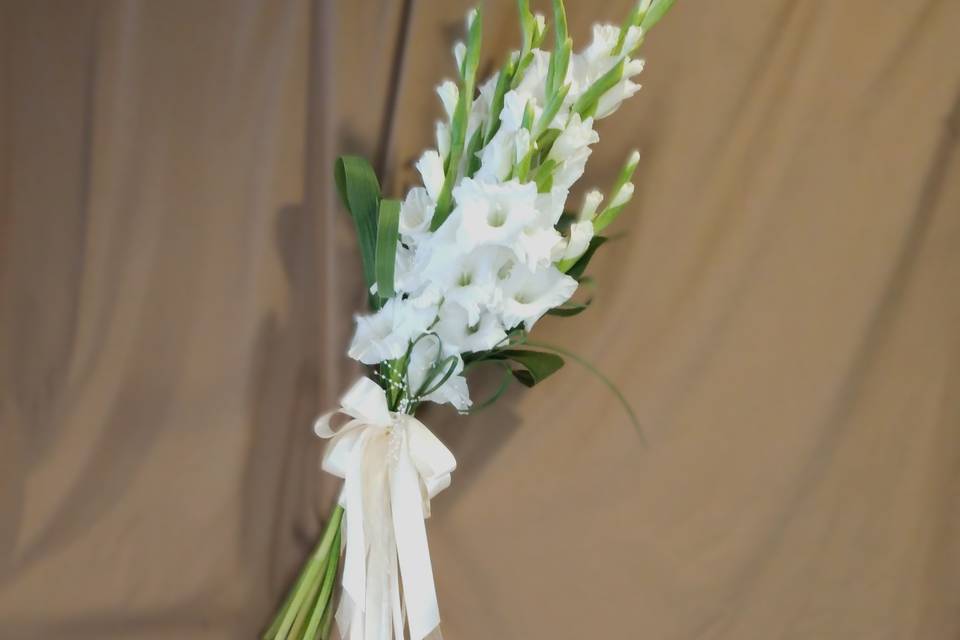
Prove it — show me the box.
[263,1,675,638]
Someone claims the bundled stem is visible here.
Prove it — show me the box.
[263,506,344,640]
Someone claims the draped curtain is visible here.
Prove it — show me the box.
[2,1,959,638]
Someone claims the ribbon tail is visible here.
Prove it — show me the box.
[339,431,371,637]
[391,433,442,640]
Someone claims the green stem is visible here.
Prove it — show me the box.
[265,506,344,639]
[287,556,328,639]
[304,527,342,639]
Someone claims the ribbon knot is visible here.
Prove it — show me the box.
[314,377,456,640]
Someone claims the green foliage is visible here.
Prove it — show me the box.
[560,235,608,278]
[431,7,483,231]
[335,156,382,308]
[486,349,565,387]
[641,0,676,32]
[374,199,400,301]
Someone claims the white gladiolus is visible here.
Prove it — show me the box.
[416,150,445,201]
[559,220,595,263]
[499,263,579,330]
[344,6,656,410]
[452,179,540,256]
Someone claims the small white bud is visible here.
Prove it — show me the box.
[436,81,459,120]
[610,182,635,208]
[435,121,450,161]
[453,42,466,73]
[466,8,478,30]
[533,13,546,41]
[624,58,646,78]
[579,189,604,221]
[627,150,641,169]
[514,128,532,165]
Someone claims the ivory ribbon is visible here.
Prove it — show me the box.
[314,377,456,640]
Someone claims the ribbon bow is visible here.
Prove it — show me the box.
[314,377,456,640]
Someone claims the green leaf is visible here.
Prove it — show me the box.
[551,0,569,48]
[374,199,400,300]
[464,360,515,414]
[572,58,624,119]
[546,302,589,317]
[520,100,535,131]
[489,349,565,387]
[525,340,647,445]
[510,50,535,89]
[464,125,485,178]
[610,0,650,56]
[532,158,558,193]
[536,127,562,157]
[485,57,515,144]
[334,156,382,307]
[594,150,640,233]
[640,0,676,32]
[534,82,570,138]
[561,235,608,278]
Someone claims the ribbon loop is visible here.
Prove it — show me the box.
[314,377,455,640]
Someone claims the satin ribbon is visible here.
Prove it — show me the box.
[314,377,456,640]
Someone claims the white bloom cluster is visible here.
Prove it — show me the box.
[349,11,648,412]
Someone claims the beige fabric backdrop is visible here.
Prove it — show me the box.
[2,1,959,638]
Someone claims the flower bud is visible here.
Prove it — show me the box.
[610,182,635,208]
[579,190,604,221]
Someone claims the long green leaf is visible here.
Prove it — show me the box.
[464,360,515,413]
[525,340,647,445]
[375,199,400,301]
[464,125,485,178]
[534,82,570,138]
[485,57,515,144]
[640,0,676,32]
[487,349,565,387]
[335,156,382,307]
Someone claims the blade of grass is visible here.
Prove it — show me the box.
[525,340,647,445]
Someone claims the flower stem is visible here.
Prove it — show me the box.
[263,505,344,639]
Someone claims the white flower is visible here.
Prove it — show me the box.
[557,220,594,262]
[498,263,578,330]
[437,80,458,120]
[475,127,514,183]
[579,189,604,221]
[399,187,434,241]
[347,298,437,365]
[453,42,466,73]
[548,114,598,190]
[436,121,450,161]
[516,225,564,270]
[450,178,540,258]
[406,334,472,412]
[434,301,507,355]
[421,245,510,324]
[596,59,644,118]
[474,91,533,183]
[512,50,551,106]
[416,150,445,201]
